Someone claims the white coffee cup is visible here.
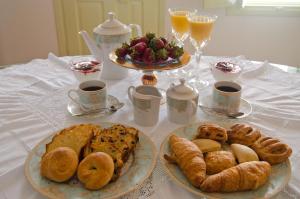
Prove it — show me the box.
[68,80,107,111]
[128,85,162,126]
[212,81,241,114]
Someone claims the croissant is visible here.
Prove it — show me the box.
[200,161,271,192]
[227,123,261,146]
[196,123,228,142]
[251,136,292,165]
[164,135,206,188]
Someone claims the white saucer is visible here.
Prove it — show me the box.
[67,95,121,118]
[199,95,252,119]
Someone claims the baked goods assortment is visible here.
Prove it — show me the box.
[230,143,259,163]
[40,147,78,182]
[40,123,139,190]
[77,152,114,190]
[164,123,292,193]
[164,135,206,188]
[251,136,292,165]
[227,123,261,146]
[205,151,237,175]
[83,124,139,181]
[196,123,228,142]
[192,139,221,153]
[228,124,292,165]
[200,161,271,192]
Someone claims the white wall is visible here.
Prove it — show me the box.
[0,0,58,65]
[165,0,300,67]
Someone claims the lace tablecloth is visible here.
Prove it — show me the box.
[0,56,299,199]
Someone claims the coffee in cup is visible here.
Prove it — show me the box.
[68,80,107,111]
[212,81,241,114]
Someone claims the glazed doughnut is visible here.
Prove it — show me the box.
[40,147,78,182]
[77,152,114,190]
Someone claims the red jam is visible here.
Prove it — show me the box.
[215,62,240,73]
[71,61,100,74]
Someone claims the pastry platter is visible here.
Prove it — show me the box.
[159,121,291,199]
[25,122,157,199]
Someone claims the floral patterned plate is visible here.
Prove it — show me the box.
[159,121,291,199]
[25,122,157,199]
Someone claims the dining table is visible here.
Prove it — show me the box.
[0,54,299,199]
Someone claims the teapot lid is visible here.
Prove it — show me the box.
[93,12,131,35]
[167,79,198,100]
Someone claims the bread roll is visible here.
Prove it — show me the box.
[192,139,221,153]
[40,147,78,182]
[77,152,114,190]
[205,151,237,175]
[231,143,259,163]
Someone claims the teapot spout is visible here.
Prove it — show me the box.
[79,30,102,62]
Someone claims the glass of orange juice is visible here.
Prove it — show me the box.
[187,14,217,88]
[188,14,217,63]
[168,8,197,47]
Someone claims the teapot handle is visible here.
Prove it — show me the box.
[129,24,142,37]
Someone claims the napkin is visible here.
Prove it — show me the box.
[47,52,69,69]
[241,60,269,79]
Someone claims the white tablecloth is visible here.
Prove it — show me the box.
[0,56,299,199]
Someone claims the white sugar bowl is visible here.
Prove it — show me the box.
[166,79,199,124]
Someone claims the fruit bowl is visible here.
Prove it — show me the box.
[109,51,190,72]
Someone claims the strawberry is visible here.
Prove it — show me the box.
[115,47,127,59]
[130,36,149,47]
[146,32,155,41]
[168,46,184,59]
[159,37,168,46]
[131,42,147,54]
[142,48,155,64]
[149,38,165,51]
[155,48,168,62]
[115,43,130,58]
[130,50,143,62]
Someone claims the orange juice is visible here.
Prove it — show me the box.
[189,20,214,42]
[170,11,189,35]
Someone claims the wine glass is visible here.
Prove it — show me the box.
[187,14,217,88]
[168,8,197,47]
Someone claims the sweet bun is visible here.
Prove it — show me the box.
[192,139,221,153]
[40,147,78,182]
[251,136,292,165]
[205,151,237,175]
[231,144,259,163]
[77,152,114,190]
[196,123,227,142]
[227,123,261,146]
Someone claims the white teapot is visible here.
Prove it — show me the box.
[166,79,199,124]
[79,12,141,80]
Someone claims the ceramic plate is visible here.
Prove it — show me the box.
[199,95,252,119]
[25,122,157,199]
[67,95,122,118]
[109,51,191,72]
[159,122,291,199]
